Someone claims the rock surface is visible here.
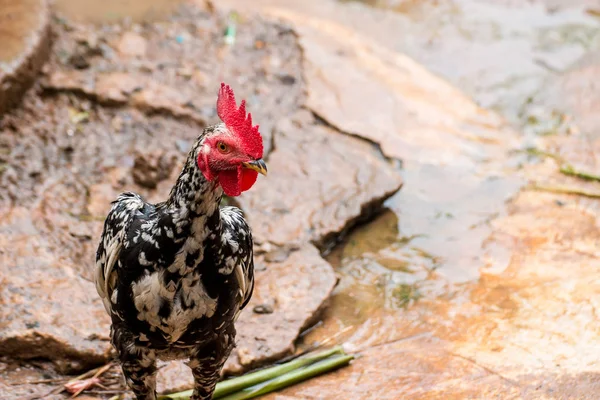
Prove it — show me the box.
[44,70,209,125]
[0,0,51,115]
[217,0,595,123]
[44,4,306,156]
[0,2,391,391]
[6,0,598,398]
[263,336,521,400]
[238,110,403,249]
[528,51,600,177]
[0,208,111,369]
[261,7,516,167]
[0,361,64,400]
[157,244,337,393]
[537,51,600,138]
[216,1,600,399]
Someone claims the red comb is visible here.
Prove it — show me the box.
[217,83,263,159]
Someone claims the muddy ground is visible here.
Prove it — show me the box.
[1,0,600,399]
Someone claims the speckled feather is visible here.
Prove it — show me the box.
[95,123,255,400]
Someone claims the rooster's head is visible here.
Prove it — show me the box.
[197,83,267,197]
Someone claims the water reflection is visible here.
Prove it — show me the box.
[302,162,522,351]
[390,164,522,282]
[340,0,600,126]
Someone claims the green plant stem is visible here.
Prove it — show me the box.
[160,346,346,400]
[530,183,600,198]
[218,354,354,400]
[524,148,600,183]
[559,164,600,182]
[524,147,565,163]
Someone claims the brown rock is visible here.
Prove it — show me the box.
[525,51,600,178]
[46,4,306,157]
[227,245,336,372]
[266,9,514,166]
[0,361,64,400]
[130,81,195,120]
[87,183,120,217]
[0,0,51,115]
[43,70,93,97]
[52,0,184,23]
[95,72,141,103]
[44,70,204,123]
[117,32,148,58]
[132,150,178,189]
[183,3,600,398]
[261,336,521,400]
[156,244,337,393]
[237,111,403,248]
[45,71,137,105]
[0,207,111,369]
[156,361,195,395]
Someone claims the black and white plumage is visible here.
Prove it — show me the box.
[95,84,266,400]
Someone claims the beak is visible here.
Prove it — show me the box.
[242,159,268,176]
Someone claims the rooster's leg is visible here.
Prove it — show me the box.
[188,329,235,400]
[112,325,158,400]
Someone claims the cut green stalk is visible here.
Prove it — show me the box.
[523,148,600,183]
[559,164,600,182]
[524,147,564,163]
[530,183,600,198]
[218,354,354,400]
[160,346,347,400]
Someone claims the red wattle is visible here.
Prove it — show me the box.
[218,169,241,197]
[240,169,258,192]
[218,167,259,197]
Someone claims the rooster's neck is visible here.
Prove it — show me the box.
[165,135,223,224]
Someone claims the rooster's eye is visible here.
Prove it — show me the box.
[217,142,229,153]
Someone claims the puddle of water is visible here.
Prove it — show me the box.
[390,164,522,282]
[301,162,522,351]
[291,0,600,356]
[52,0,183,23]
[341,0,600,125]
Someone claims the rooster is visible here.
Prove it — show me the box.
[95,83,267,400]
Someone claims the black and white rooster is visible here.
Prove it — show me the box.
[95,83,267,400]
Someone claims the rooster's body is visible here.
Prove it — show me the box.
[95,84,267,400]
